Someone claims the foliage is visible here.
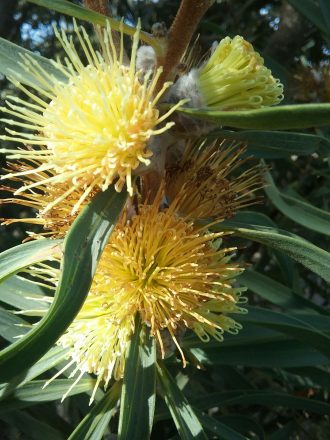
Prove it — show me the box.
[0,1,329,439]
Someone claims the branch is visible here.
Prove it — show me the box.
[155,0,213,92]
[83,0,129,62]
[83,0,109,16]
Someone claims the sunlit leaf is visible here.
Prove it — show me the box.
[0,240,61,284]
[157,362,208,439]
[0,38,66,88]
[177,104,330,129]
[27,0,157,47]
[241,270,326,314]
[209,129,330,158]
[68,382,121,440]
[264,171,330,237]
[0,187,126,382]
[118,315,156,440]
[217,221,330,282]
[0,379,95,413]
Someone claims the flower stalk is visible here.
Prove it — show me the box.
[155,0,214,93]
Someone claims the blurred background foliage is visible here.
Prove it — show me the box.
[0,1,329,439]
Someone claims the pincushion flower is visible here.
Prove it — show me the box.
[1,163,94,237]
[166,139,264,220]
[169,35,283,110]
[198,36,283,109]
[41,189,246,402]
[0,20,181,212]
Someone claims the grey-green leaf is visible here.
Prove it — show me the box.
[209,129,330,158]
[0,410,66,440]
[217,221,330,282]
[195,411,249,440]
[0,239,62,284]
[240,270,326,314]
[157,362,208,440]
[0,275,51,314]
[264,170,330,237]
[0,37,66,88]
[68,382,121,440]
[189,339,329,368]
[27,0,157,47]
[288,0,329,36]
[238,306,330,359]
[0,187,126,382]
[178,104,330,129]
[118,315,156,440]
[0,379,95,413]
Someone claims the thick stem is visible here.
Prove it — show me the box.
[83,0,128,62]
[155,0,213,92]
[83,0,109,15]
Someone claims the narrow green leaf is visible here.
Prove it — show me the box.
[240,270,326,314]
[191,390,330,415]
[232,211,296,286]
[218,415,266,440]
[286,367,330,390]
[0,275,51,313]
[209,129,330,158]
[0,37,67,88]
[157,362,208,440]
[269,422,298,440]
[27,0,157,48]
[0,308,31,342]
[0,410,66,440]
[156,390,330,420]
[0,379,95,413]
[217,221,330,282]
[214,366,254,390]
[189,339,330,368]
[0,239,61,284]
[264,171,330,236]
[196,411,248,440]
[288,0,329,35]
[0,187,126,382]
[68,382,121,440]
[177,104,330,129]
[296,313,330,332]
[118,315,156,440]
[16,347,69,388]
[238,306,330,359]
[319,0,330,28]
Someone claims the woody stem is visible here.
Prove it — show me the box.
[155,0,214,93]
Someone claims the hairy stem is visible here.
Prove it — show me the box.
[83,0,109,15]
[83,0,127,61]
[155,0,213,92]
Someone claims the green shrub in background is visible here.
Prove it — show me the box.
[0,1,329,438]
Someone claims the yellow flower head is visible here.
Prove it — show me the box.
[51,189,246,402]
[1,163,94,237]
[198,35,284,110]
[166,139,264,220]
[1,20,180,212]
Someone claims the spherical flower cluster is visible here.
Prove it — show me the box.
[166,139,264,220]
[1,163,94,237]
[0,21,181,212]
[0,18,272,403]
[51,190,246,402]
[168,35,283,111]
[198,35,284,110]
